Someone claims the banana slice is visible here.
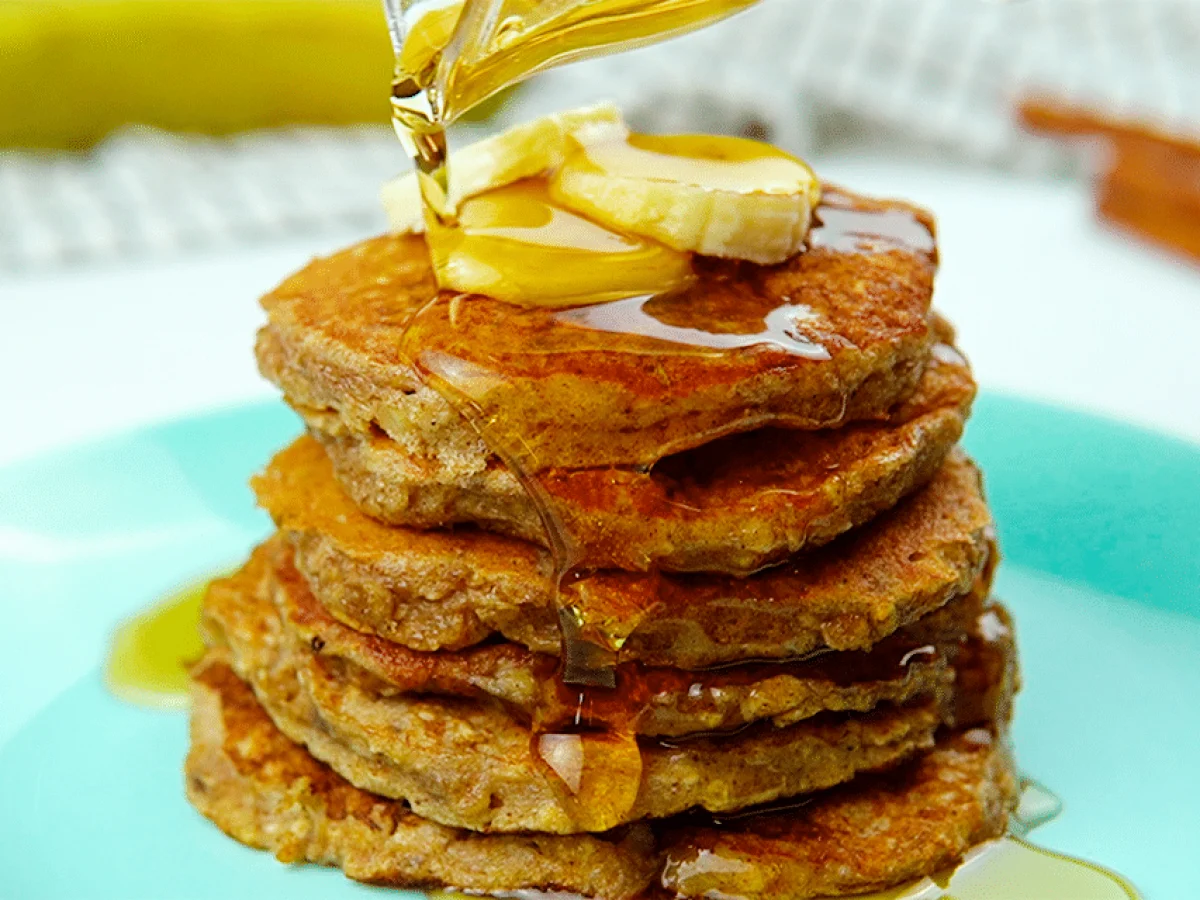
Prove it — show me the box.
[382,103,628,233]
[550,133,821,265]
[428,180,694,307]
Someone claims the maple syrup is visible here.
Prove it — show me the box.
[388,0,913,809]
[105,577,210,709]
[397,188,935,692]
[389,0,763,227]
[86,7,1143,898]
[389,0,762,131]
[810,193,939,257]
[528,623,953,737]
[387,0,832,696]
[553,289,829,357]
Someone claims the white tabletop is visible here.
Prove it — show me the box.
[3,156,1199,469]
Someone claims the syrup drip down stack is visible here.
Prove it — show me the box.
[186,114,1021,900]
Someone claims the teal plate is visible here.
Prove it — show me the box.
[0,395,1197,899]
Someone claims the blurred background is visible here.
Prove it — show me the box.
[2,0,1198,461]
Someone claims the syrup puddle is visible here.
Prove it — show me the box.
[896,835,1140,899]
[105,576,211,709]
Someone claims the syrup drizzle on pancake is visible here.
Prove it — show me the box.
[810,193,939,258]
[398,192,938,683]
[391,183,945,834]
[553,291,829,359]
[382,107,1140,900]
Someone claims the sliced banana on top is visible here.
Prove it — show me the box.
[550,133,821,265]
[428,180,694,307]
[382,103,628,233]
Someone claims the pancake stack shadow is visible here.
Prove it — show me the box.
[187,187,1022,899]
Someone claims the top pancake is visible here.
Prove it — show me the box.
[257,187,938,471]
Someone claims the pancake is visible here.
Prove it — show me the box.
[255,439,994,666]
[201,554,951,834]
[255,535,991,738]
[658,728,1017,899]
[187,661,1016,900]
[257,187,939,472]
[311,342,974,574]
[187,657,660,900]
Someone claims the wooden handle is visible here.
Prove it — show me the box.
[1019,97,1200,268]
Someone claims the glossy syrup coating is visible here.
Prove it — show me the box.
[256,187,938,472]
[255,439,994,667]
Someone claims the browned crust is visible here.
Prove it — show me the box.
[199,545,1016,836]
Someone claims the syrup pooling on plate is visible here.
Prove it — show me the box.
[105,577,210,709]
[663,839,1140,900]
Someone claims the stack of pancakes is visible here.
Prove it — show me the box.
[187,187,1021,899]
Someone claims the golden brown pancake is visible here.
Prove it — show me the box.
[254,535,990,738]
[187,661,1015,900]
[310,343,974,573]
[201,554,953,834]
[658,728,1017,899]
[255,439,994,666]
[257,187,939,473]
